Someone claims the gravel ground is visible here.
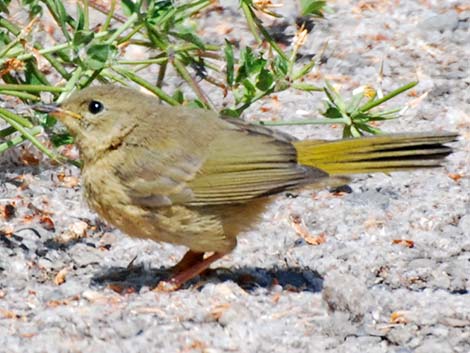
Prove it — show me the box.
[0,1,469,352]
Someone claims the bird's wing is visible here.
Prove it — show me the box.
[114,109,328,207]
[185,121,328,206]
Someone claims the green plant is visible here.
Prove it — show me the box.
[0,0,417,162]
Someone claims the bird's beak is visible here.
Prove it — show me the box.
[32,103,82,120]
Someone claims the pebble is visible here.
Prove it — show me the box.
[418,12,459,33]
[414,338,454,353]
[458,214,470,237]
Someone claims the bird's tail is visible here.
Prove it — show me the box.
[293,132,458,175]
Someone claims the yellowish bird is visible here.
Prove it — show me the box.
[36,86,457,290]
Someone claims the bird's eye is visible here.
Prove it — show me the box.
[88,100,104,114]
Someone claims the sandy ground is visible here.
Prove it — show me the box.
[0,1,469,352]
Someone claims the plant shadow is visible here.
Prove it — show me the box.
[91,264,323,293]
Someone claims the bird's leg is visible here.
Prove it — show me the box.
[170,250,204,274]
[155,251,225,291]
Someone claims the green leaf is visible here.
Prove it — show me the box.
[21,0,42,15]
[356,123,382,135]
[323,106,342,119]
[145,22,169,50]
[170,29,206,49]
[241,78,256,99]
[224,40,235,87]
[220,108,241,118]
[346,92,364,114]
[248,57,267,76]
[188,99,206,109]
[292,60,316,80]
[342,125,352,138]
[24,62,43,86]
[51,133,74,147]
[38,113,57,128]
[86,44,115,70]
[351,112,371,123]
[233,87,245,105]
[324,81,346,111]
[73,30,94,47]
[273,55,288,76]
[256,68,274,91]
[171,31,205,49]
[75,3,85,31]
[147,0,173,20]
[349,125,362,137]
[300,0,327,17]
[149,5,176,27]
[236,47,266,82]
[0,0,11,14]
[0,126,16,138]
[291,82,322,91]
[54,0,68,23]
[0,32,9,45]
[121,0,136,16]
[172,89,185,104]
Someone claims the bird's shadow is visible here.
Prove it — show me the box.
[91,264,324,293]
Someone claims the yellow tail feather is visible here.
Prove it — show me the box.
[294,132,458,175]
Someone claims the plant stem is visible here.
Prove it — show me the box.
[0,126,42,153]
[0,84,65,93]
[114,68,179,105]
[118,58,169,65]
[173,57,212,109]
[359,81,418,112]
[102,0,117,31]
[0,109,58,160]
[0,107,33,128]
[0,90,40,101]
[105,13,139,44]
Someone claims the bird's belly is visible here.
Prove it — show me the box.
[80,169,235,252]
[81,170,172,241]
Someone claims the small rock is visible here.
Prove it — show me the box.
[322,271,373,322]
[113,319,145,339]
[217,302,254,327]
[418,12,459,33]
[439,317,470,328]
[386,324,419,346]
[69,243,103,267]
[458,214,470,236]
[415,338,453,353]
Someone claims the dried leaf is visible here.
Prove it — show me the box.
[40,215,55,231]
[47,295,80,308]
[55,220,89,243]
[209,303,231,321]
[0,58,25,77]
[182,340,207,353]
[448,173,462,182]
[390,311,410,324]
[290,214,326,245]
[54,267,68,285]
[0,309,19,319]
[56,172,80,187]
[392,239,415,248]
[1,203,16,220]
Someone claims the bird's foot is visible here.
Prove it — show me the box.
[153,251,225,291]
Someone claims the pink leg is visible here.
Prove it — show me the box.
[155,251,226,291]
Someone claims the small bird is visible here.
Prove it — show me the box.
[36,86,457,290]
